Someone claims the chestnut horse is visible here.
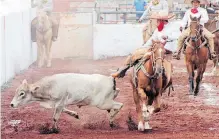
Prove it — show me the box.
[184,15,209,96]
[205,15,219,75]
[129,42,173,131]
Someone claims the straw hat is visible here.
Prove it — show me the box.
[191,0,208,4]
[149,10,175,20]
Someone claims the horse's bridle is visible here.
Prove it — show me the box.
[185,21,207,50]
[36,14,52,33]
[140,43,165,80]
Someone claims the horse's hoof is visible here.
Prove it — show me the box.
[51,127,59,134]
[144,122,152,130]
[47,63,51,68]
[38,65,43,68]
[109,122,116,128]
[75,115,79,119]
[138,121,144,131]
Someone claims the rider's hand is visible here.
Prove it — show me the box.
[180,27,183,32]
[162,35,168,40]
[138,19,142,23]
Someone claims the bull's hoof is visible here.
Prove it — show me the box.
[110,122,116,128]
[51,127,59,134]
[75,115,79,119]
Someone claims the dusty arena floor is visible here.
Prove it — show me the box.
[1,56,219,139]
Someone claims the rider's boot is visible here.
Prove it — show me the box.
[111,56,133,78]
[173,36,185,60]
[208,37,217,60]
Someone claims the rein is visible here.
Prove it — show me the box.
[139,43,164,80]
[185,21,207,51]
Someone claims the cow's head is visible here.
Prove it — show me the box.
[10,79,39,108]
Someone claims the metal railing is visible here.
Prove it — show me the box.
[95,10,186,24]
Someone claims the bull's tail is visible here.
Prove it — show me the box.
[112,77,116,91]
[111,77,120,99]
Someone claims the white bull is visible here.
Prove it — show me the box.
[10,73,123,131]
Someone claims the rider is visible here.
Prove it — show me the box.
[31,0,59,42]
[139,0,169,45]
[111,11,176,78]
[172,0,217,60]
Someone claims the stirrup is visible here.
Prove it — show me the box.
[172,52,181,60]
[210,52,217,60]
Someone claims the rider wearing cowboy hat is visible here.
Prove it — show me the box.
[173,0,217,60]
[111,11,175,78]
[139,0,169,45]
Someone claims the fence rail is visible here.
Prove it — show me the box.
[95,10,187,24]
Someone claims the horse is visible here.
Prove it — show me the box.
[183,15,209,96]
[129,42,173,131]
[204,14,219,76]
[35,10,53,68]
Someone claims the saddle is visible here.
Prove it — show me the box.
[132,56,173,96]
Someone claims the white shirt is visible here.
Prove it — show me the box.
[144,22,180,52]
[181,7,209,28]
[140,0,169,21]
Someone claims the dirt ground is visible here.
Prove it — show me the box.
[1,56,219,139]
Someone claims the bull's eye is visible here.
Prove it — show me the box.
[19,92,25,96]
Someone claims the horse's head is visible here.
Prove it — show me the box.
[36,10,50,32]
[151,42,165,76]
[190,15,202,42]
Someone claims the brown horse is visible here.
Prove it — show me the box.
[129,42,173,131]
[184,15,209,96]
[205,15,219,75]
[35,10,53,68]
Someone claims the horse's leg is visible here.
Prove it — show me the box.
[36,41,44,68]
[212,57,218,75]
[138,88,153,131]
[186,63,195,95]
[216,57,219,76]
[132,87,143,131]
[194,64,206,96]
[45,38,52,67]
[153,91,161,113]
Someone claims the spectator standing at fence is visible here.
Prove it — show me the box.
[138,0,169,45]
[31,0,59,42]
[133,0,147,21]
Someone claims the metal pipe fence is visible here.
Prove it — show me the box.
[95,10,187,24]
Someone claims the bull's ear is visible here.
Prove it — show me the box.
[32,86,40,91]
[30,85,40,94]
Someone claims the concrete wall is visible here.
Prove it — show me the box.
[93,24,144,60]
[1,8,37,86]
[51,13,93,59]
[93,20,182,60]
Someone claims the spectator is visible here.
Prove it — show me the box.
[133,0,147,21]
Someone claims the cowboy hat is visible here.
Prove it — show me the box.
[149,10,175,20]
[191,0,208,4]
